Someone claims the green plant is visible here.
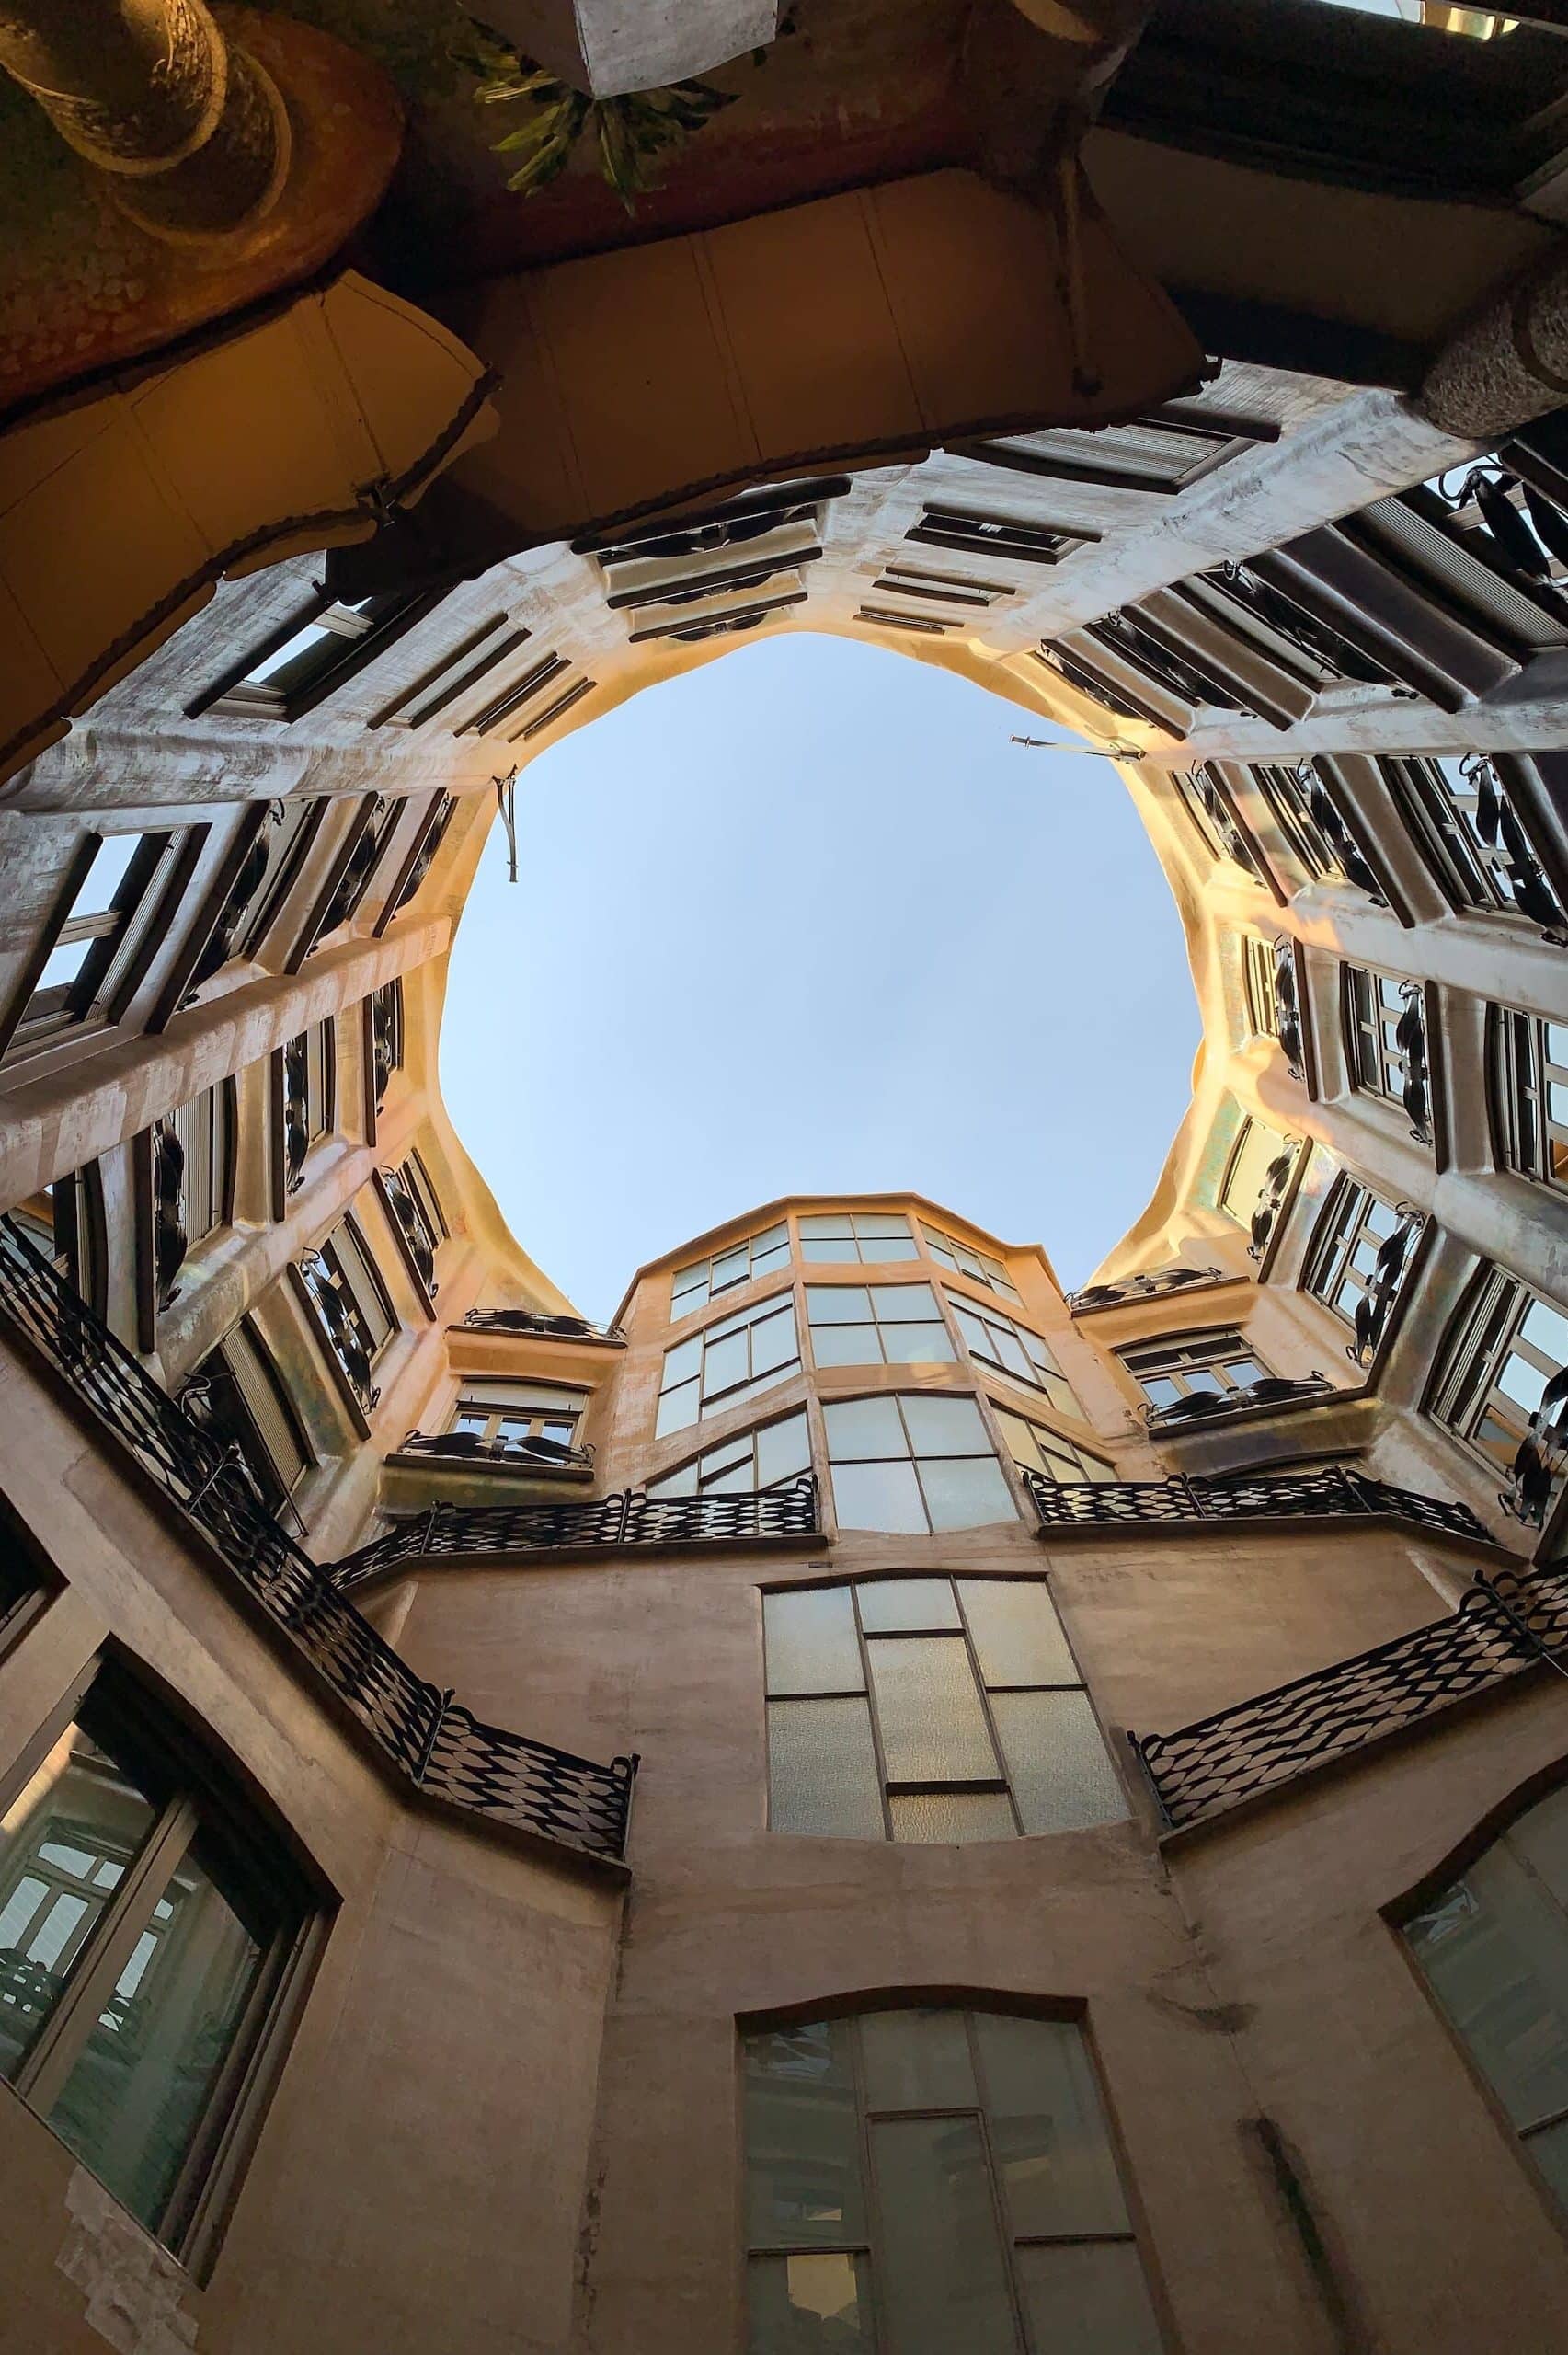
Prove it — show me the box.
[467,36,738,207]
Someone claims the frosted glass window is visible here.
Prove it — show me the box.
[657,1292,800,1434]
[1406,1782,1568,2212]
[761,1577,1122,1848]
[951,1302,1085,1419]
[799,1211,919,1264]
[1220,1115,1290,1228]
[672,1220,791,1315]
[0,1669,309,2260]
[807,1281,955,1367]
[995,1407,1113,1487]
[648,1410,811,1501]
[743,2011,1158,2355]
[826,1394,1018,1535]
[918,1222,1023,1300]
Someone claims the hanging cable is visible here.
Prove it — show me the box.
[494,765,519,883]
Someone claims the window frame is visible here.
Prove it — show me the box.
[647,1407,814,1502]
[656,1289,802,1435]
[917,1223,1023,1302]
[1303,1174,1408,1337]
[1117,1327,1275,1411]
[1343,964,1423,1111]
[0,831,197,1067]
[948,1295,1083,1418]
[0,1654,324,2277]
[189,590,444,725]
[1428,1264,1568,1499]
[823,1392,1020,1536]
[670,1219,792,1317]
[796,1211,920,1268]
[185,1317,313,1513]
[1491,1005,1568,1194]
[806,1279,956,1369]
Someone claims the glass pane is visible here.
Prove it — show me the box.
[656,1379,699,1436]
[36,935,95,991]
[46,1832,269,2233]
[663,1337,703,1387]
[246,621,332,684]
[870,2116,1016,2355]
[809,1287,872,1324]
[764,1589,864,1696]
[991,1693,1127,1836]
[749,2253,872,2354]
[798,1216,852,1236]
[857,1580,961,1634]
[757,1414,812,1488]
[831,1462,928,1533]
[867,1638,998,1782]
[1522,1298,1568,1366]
[920,1457,1018,1532]
[886,1324,956,1364]
[768,1701,885,1839]
[868,1235,919,1261]
[813,1324,877,1368]
[704,1329,750,1395]
[1528,2116,1568,2211]
[872,1284,936,1318]
[900,1396,990,1455]
[751,1308,799,1379]
[861,2010,975,2111]
[1015,2241,1163,2355]
[888,1790,1017,1844]
[825,1397,908,1462]
[1506,1787,1568,1910]
[746,2021,865,2248]
[74,833,141,918]
[803,1239,859,1263]
[712,1246,750,1289]
[0,1719,160,2085]
[1408,1845,1568,2127]
[972,2013,1130,2236]
[854,1214,910,1237]
[958,1581,1078,1688]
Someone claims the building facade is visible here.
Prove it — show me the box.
[8,2,1568,2350]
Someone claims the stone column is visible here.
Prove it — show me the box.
[1418,245,1568,441]
[0,0,290,239]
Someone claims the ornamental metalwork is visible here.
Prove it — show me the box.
[330,1475,821,1592]
[1141,1370,1333,1430]
[1066,1266,1225,1315]
[1460,752,1568,943]
[150,1117,188,1311]
[300,1246,380,1416]
[370,980,402,1111]
[397,1428,594,1474]
[1395,980,1432,1145]
[0,1216,635,1862]
[185,803,276,998]
[1127,1561,1568,1832]
[461,1305,626,1342]
[1184,764,1265,879]
[1297,760,1385,903]
[1501,1365,1568,1529]
[1210,561,1391,685]
[1429,460,1568,615]
[1347,1202,1424,1368]
[321,796,389,935]
[1272,937,1305,1079]
[382,1164,437,1298]
[281,1031,311,1194]
[1247,1138,1303,1265]
[1023,1463,1487,1541]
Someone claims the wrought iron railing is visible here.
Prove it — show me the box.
[460,1306,626,1343]
[1247,1138,1303,1265]
[1066,1266,1225,1315]
[330,1474,821,1591]
[0,1217,635,1864]
[395,1429,595,1473]
[1142,1371,1333,1430]
[1129,1560,1568,1832]
[1024,1464,1489,1541]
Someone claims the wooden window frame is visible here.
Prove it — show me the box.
[1491,1004,1568,1194]
[188,590,445,725]
[0,831,202,1068]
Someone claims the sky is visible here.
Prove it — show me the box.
[441,634,1199,1323]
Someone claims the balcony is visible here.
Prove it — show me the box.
[1066,1265,1227,1315]
[460,1306,625,1343]
[395,1429,595,1476]
[331,1475,822,1591]
[0,1217,635,1866]
[1130,1561,1568,1832]
[1023,1464,1490,1542]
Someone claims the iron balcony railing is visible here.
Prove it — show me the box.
[1023,1464,1490,1542]
[395,1429,596,1474]
[460,1306,626,1343]
[1129,1561,1568,1832]
[330,1475,822,1591]
[0,1216,635,1865]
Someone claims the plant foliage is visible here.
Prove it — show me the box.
[467,34,738,207]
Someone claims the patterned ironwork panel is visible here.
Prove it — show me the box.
[0,1218,635,1864]
[1023,1467,1487,1542]
[331,1476,821,1589]
[1131,1588,1539,1830]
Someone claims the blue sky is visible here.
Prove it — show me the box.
[441,634,1198,1322]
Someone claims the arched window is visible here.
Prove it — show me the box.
[1404,1781,1568,2210]
[742,2005,1162,2352]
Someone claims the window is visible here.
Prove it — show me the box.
[196,591,432,722]
[949,1298,1084,1418]
[188,798,326,989]
[904,508,1095,565]
[1250,761,1339,884]
[648,1410,811,1500]
[992,1407,1112,1487]
[448,1381,589,1455]
[1243,936,1279,1039]
[825,1396,1017,1534]
[672,1221,791,1316]
[184,1319,310,1512]
[1345,967,1425,1112]
[742,2008,1161,2351]
[398,1151,446,1247]
[369,977,404,1111]
[1494,1009,1568,1192]
[956,406,1271,493]
[1383,753,1567,934]
[1306,1178,1408,1331]
[1118,1330,1272,1411]
[12,1167,106,1315]
[807,1283,954,1367]
[0,1664,314,2261]
[164,1081,233,1248]
[658,1293,800,1436]
[1173,766,1266,880]
[798,1212,917,1266]
[917,1223,1022,1301]
[1219,1115,1292,1230]
[280,1019,335,1199]
[1431,1269,1568,1505]
[1405,1784,1568,2229]
[763,1575,1125,1843]
[301,1214,395,1415]
[6,833,186,1061]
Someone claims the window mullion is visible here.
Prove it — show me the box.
[853,1590,897,1843]
[954,1583,1020,1833]
[17,1792,200,2113]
